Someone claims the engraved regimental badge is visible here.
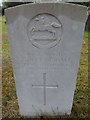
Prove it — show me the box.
[27,13,62,48]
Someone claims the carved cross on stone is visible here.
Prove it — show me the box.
[32,73,59,105]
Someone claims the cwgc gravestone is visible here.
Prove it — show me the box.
[5,3,88,116]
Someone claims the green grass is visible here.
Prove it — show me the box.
[2,16,89,119]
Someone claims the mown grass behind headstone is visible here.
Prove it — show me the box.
[2,16,89,119]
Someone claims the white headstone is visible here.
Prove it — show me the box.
[5,3,88,116]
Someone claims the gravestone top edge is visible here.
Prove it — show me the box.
[5,2,88,12]
[5,3,88,24]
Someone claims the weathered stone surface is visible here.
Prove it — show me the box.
[5,3,88,116]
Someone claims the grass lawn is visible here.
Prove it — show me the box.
[2,16,89,119]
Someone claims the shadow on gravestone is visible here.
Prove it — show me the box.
[5,3,88,117]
